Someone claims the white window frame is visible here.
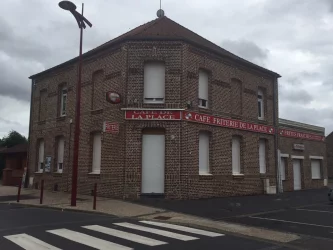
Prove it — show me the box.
[60,87,67,117]
[232,136,241,174]
[198,70,209,108]
[259,139,266,174]
[38,140,44,172]
[57,137,65,173]
[91,133,102,174]
[199,132,210,175]
[258,89,264,120]
[311,159,321,180]
[143,62,165,104]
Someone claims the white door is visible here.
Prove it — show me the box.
[141,134,165,194]
[293,159,301,190]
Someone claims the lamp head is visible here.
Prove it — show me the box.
[59,1,77,11]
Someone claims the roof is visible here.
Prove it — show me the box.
[0,143,28,154]
[30,16,280,79]
[279,118,325,134]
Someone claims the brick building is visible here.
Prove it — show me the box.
[27,14,327,199]
[326,132,333,179]
[279,119,326,192]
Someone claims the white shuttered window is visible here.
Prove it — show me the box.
[92,133,101,174]
[280,157,286,180]
[199,132,210,174]
[232,137,241,174]
[38,140,44,172]
[57,138,65,173]
[198,70,209,108]
[311,160,321,179]
[144,62,165,103]
[259,139,266,174]
[258,89,264,119]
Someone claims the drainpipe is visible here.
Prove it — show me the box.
[25,79,35,188]
[273,76,280,194]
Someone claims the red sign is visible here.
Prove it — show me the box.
[104,122,119,134]
[125,110,182,120]
[279,129,325,142]
[183,111,275,134]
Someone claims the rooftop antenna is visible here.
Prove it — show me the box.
[157,0,165,18]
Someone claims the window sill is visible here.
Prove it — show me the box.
[88,172,100,175]
[198,106,208,109]
[91,109,103,115]
[232,174,245,179]
[199,172,212,176]
[56,116,66,122]
[258,119,268,124]
[53,171,63,175]
[312,178,323,180]
[34,171,43,175]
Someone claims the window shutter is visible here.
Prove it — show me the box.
[258,89,264,119]
[92,133,102,173]
[311,160,321,179]
[259,139,266,173]
[57,138,64,164]
[199,132,209,174]
[144,62,165,102]
[39,140,44,163]
[232,137,241,174]
[198,71,208,101]
[280,157,286,180]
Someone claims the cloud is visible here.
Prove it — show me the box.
[279,88,314,105]
[1,0,333,137]
[221,39,269,66]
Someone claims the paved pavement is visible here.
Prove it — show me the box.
[134,188,330,220]
[0,203,291,250]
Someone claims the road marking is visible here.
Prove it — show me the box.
[47,229,132,250]
[83,225,167,246]
[4,233,61,250]
[297,208,333,214]
[250,216,333,229]
[114,222,198,241]
[140,221,224,237]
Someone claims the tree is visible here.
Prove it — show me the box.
[0,131,27,179]
[0,131,27,148]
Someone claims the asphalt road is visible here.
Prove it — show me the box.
[225,202,333,248]
[0,203,290,250]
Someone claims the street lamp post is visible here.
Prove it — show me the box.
[59,1,92,206]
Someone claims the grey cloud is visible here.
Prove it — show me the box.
[279,88,314,105]
[221,39,269,66]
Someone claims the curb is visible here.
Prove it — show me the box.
[6,202,118,217]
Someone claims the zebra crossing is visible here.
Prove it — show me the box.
[3,220,224,249]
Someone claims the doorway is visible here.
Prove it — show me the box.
[293,159,302,190]
[141,130,165,195]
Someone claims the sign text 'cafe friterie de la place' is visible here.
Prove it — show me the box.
[124,110,325,141]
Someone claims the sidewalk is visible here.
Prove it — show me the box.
[0,185,300,243]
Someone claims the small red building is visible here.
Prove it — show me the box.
[1,143,28,186]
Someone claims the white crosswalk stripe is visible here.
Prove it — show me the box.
[3,221,224,249]
[47,228,132,250]
[4,233,61,250]
[83,225,167,246]
[140,221,224,237]
[114,222,199,241]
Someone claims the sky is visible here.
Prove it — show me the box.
[0,0,333,137]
